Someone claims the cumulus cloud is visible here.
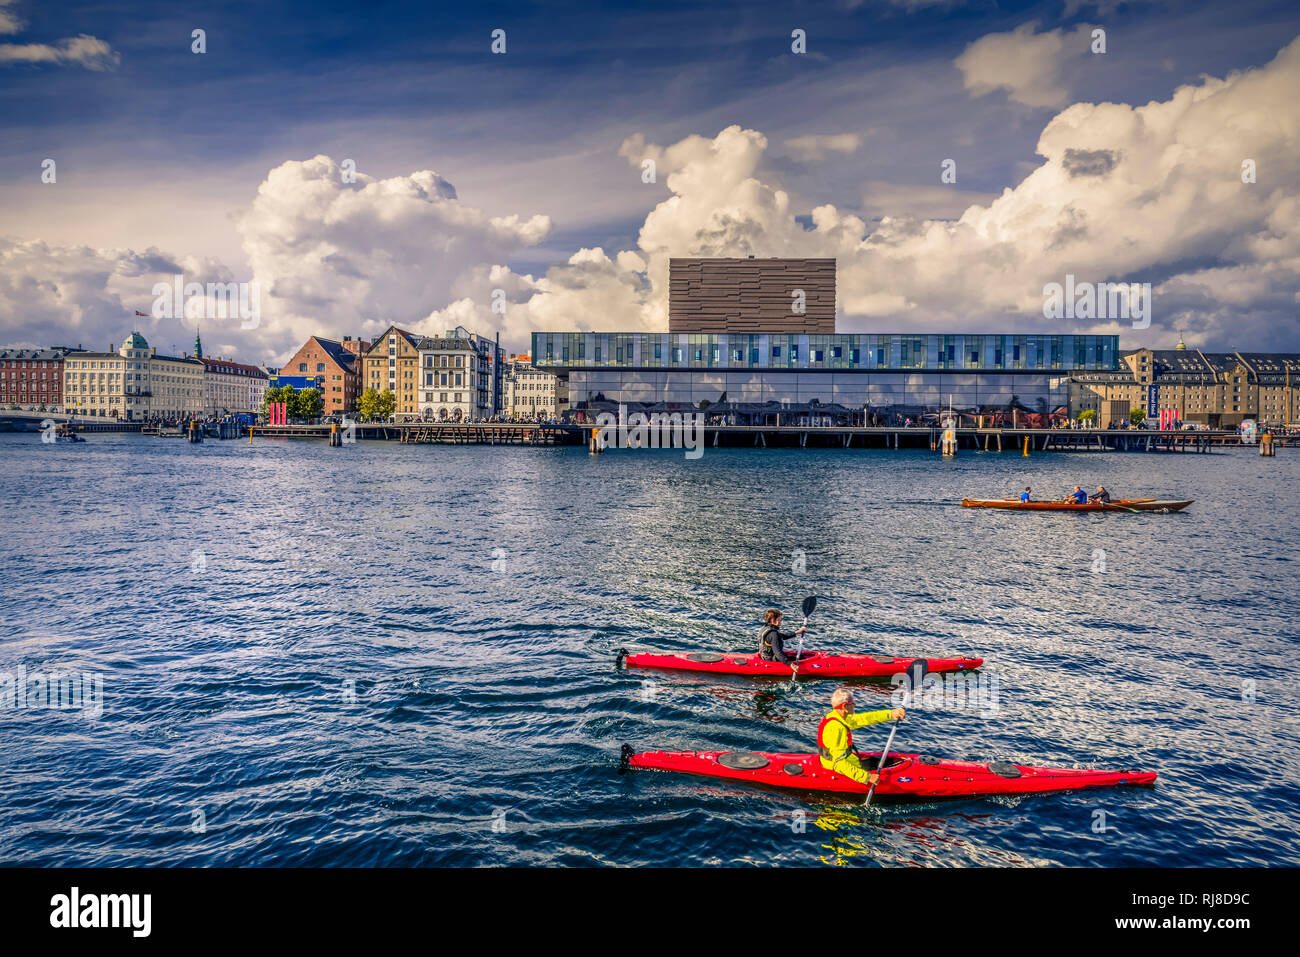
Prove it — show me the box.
[4,33,1299,359]
[0,238,234,352]
[236,155,550,356]
[530,34,1300,348]
[955,22,1093,108]
[0,33,120,71]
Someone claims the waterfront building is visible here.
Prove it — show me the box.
[62,332,203,420]
[200,356,269,414]
[281,335,368,415]
[536,258,1121,420]
[0,346,80,411]
[414,326,505,421]
[669,257,836,335]
[532,331,1117,420]
[1071,341,1300,427]
[361,326,422,419]
[502,354,567,420]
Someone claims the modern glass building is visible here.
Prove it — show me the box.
[532,332,1119,416]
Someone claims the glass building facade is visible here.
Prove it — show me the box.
[531,333,1118,415]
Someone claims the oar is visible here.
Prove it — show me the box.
[864,719,900,807]
[865,658,928,806]
[789,595,817,683]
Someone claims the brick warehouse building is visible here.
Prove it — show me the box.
[280,335,369,415]
[0,347,81,411]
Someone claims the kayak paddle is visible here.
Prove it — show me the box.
[865,658,928,806]
[789,595,817,683]
[864,719,899,807]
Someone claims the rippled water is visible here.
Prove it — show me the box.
[1,432,1296,867]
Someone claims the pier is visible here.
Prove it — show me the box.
[236,421,1287,452]
[250,421,585,445]
[3,411,1285,451]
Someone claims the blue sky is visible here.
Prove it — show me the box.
[2,0,1299,359]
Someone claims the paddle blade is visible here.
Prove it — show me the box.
[904,658,930,696]
[801,595,818,619]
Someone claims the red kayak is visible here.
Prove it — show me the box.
[620,747,1157,800]
[617,648,982,678]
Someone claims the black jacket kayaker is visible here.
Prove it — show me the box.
[1090,486,1111,503]
[758,608,807,663]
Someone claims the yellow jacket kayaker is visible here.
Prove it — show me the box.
[817,688,904,785]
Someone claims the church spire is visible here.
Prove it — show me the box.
[1175,333,1187,351]
[194,324,203,358]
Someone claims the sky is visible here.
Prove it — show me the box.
[1,0,1298,364]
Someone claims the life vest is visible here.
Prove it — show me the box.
[758,624,778,659]
[818,710,854,763]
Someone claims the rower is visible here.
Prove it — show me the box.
[1064,485,1088,504]
[1020,486,1032,502]
[757,608,809,664]
[1089,485,1111,504]
[817,688,905,785]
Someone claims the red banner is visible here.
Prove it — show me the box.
[268,402,287,425]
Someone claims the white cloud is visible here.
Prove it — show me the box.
[0,33,120,71]
[4,34,1298,360]
[236,155,550,357]
[526,34,1300,348]
[954,22,1092,108]
[0,0,23,35]
[0,238,233,352]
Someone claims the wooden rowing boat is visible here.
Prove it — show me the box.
[961,498,1193,512]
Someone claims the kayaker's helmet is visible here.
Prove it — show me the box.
[831,688,854,708]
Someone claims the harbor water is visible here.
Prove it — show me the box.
[0,432,1296,866]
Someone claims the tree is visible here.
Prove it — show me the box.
[1079,409,1097,423]
[294,388,323,421]
[264,384,297,416]
[356,387,380,421]
[1130,408,1146,426]
[376,389,396,420]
